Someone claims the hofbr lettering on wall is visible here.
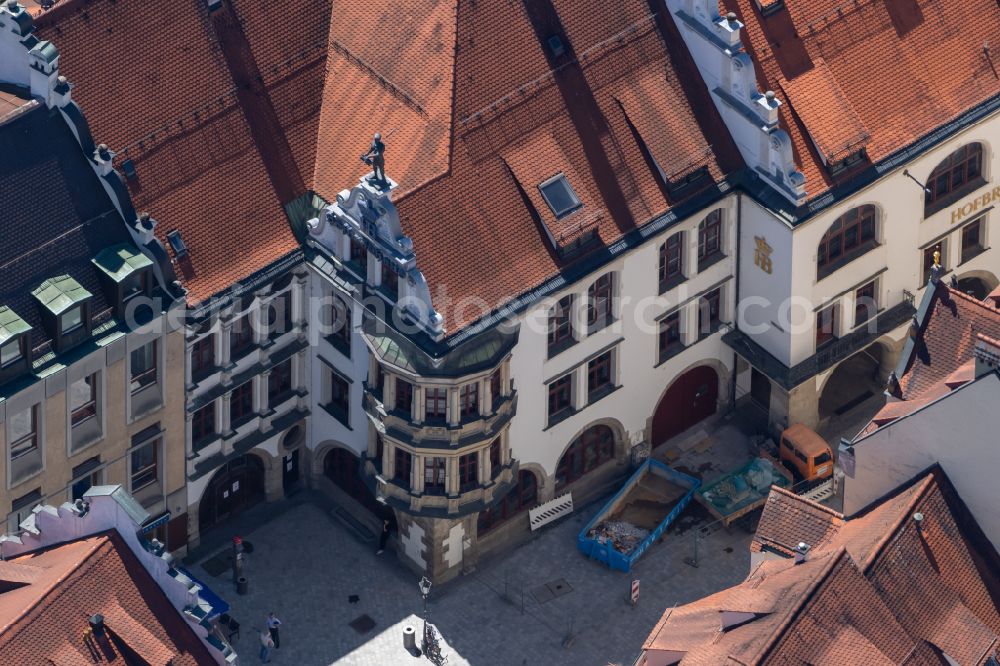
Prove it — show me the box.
[951,185,1000,224]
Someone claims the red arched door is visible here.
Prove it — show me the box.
[651,366,719,446]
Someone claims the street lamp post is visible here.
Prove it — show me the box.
[418,576,432,654]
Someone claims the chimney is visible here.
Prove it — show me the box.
[89,614,105,638]
[974,333,1000,378]
[135,212,157,245]
[793,542,810,564]
[93,143,115,177]
[716,11,743,49]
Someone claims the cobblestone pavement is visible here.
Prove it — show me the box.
[192,424,756,666]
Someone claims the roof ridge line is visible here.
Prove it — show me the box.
[946,284,1000,312]
[757,547,851,662]
[769,485,845,520]
[0,533,110,646]
[860,474,935,573]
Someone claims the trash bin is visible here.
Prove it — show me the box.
[402,625,416,652]
[237,576,249,595]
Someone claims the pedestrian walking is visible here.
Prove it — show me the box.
[267,612,282,649]
[376,518,391,555]
[258,629,273,663]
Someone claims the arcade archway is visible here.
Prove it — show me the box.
[651,365,719,446]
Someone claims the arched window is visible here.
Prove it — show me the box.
[925,143,985,215]
[547,294,575,356]
[658,232,684,293]
[556,425,615,489]
[586,273,615,333]
[817,205,878,279]
[477,470,538,534]
[697,209,724,271]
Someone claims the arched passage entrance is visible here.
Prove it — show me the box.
[955,270,999,301]
[651,365,719,446]
[818,342,887,422]
[199,454,266,532]
[323,447,384,517]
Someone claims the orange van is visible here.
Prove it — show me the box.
[779,424,834,482]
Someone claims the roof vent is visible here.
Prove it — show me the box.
[794,542,810,564]
[89,614,105,637]
[166,230,189,259]
[547,35,565,57]
[913,512,924,528]
[121,158,137,181]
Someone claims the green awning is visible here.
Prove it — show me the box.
[31,275,92,315]
[0,306,31,346]
[92,243,153,282]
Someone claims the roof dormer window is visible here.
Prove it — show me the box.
[539,174,582,219]
[92,244,154,319]
[32,275,92,353]
[0,339,21,367]
[0,307,30,373]
[60,306,83,333]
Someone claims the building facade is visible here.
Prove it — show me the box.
[666,0,1000,434]
[0,1,188,549]
[17,0,1000,583]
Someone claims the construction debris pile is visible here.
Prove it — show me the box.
[587,520,650,554]
[701,458,783,512]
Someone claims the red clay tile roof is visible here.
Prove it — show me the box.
[34,0,302,305]
[645,470,1000,664]
[0,531,214,665]
[778,58,869,164]
[900,284,1000,401]
[37,0,736,328]
[723,0,1000,200]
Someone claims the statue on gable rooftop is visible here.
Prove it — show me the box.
[360,132,387,188]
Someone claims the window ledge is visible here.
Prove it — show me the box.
[543,407,577,431]
[193,435,221,453]
[959,246,990,267]
[654,343,687,368]
[69,432,104,456]
[587,317,617,336]
[586,383,621,407]
[547,336,578,360]
[320,402,352,429]
[817,241,880,282]
[697,251,727,274]
[697,321,726,342]
[659,274,688,295]
[230,413,257,431]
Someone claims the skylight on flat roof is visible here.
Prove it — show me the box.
[539,174,582,219]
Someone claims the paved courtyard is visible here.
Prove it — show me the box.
[190,423,757,665]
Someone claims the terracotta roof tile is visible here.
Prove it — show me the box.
[35,0,301,305]
[647,471,1000,663]
[779,58,869,163]
[343,0,732,330]
[900,284,1000,401]
[0,532,214,665]
[723,0,1000,200]
[36,0,735,327]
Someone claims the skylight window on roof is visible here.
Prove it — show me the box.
[539,174,582,219]
[166,230,188,258]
